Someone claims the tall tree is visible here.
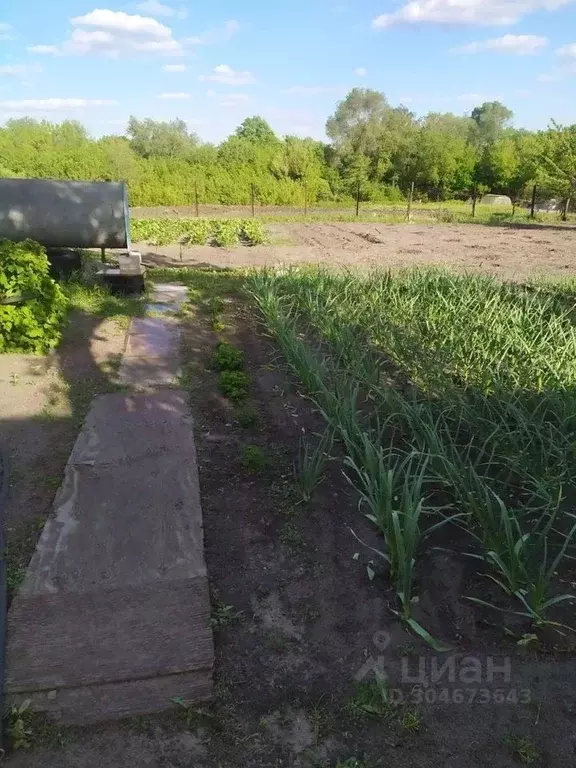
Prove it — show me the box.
[234,116,278,144]
[127,117,198,159]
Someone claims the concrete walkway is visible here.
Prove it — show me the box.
[6,285,214,724]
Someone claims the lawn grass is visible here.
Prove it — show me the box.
[247,266,576,642]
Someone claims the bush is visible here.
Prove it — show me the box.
[0,240,68,353]
[214,341,244,371]
[219,370,250,401]
[240,444,268,473]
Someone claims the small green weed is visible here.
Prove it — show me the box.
[346,679,396,721]
[240,444,268,473]
[401,708,421,733]
[505,734,540,764]
[234,403,260,428]
[219,370,250,402]
[280,521,304,549]
[6,700,34,750]
[211,595,243,630]
[265,630,290,652]
[214,341,244,371]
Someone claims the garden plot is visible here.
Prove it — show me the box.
[9,266,576,768]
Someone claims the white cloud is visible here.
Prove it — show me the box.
[0,98,117,112]
[28,9,184,58]
[158,91,190,99]
[515,88,530,95]
[185,20,240,45]
[163,63,186,71]
[453,34,548,55]
[373,0,576,28]
[0,64,42,76]
[282,85,343,95]
[557,43,576,56]
[199,64,255,85]
[399,95,414,103]
[353,67,367,76]
[0,22,12,40]
[136,0,188,18]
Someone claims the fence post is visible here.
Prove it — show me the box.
[356,180,361,217]
[530,184,537,219]
[406,181,414,222]
[251,183,255,218]
[194,182,199,217]
[471,183,478,218]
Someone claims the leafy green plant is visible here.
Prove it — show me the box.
[210,595,243,629]
[240,219,269,245]
[211,220,241,248]
[7,700,34,750]
[219,370,250,402]
[234,403,260,428]
[0,239,68,353]
[504,734,540,764]
[240,444,268,473]
[214,341,244,371]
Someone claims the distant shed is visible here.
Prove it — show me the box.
[480,194,512,206]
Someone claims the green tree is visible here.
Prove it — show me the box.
[127,117,198,159]
[234,116,278,144]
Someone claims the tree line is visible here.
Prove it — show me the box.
[0,88,574,207]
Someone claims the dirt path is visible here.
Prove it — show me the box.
[136,223,576,281]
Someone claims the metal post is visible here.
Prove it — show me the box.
[356,180,361,217]
[251,184,255,217]
[195,182,199,217]
[406,181,414,222]
[530,184,537,219]
[472,183,478,218]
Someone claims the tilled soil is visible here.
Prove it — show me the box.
[8,278,576,768]
[136,222,576,281]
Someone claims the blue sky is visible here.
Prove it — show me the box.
[1,0,576,142]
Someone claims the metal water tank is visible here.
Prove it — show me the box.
[0,179,130,249]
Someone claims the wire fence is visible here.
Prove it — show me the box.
[161,181,574,223]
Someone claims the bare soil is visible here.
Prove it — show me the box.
[0,314,127,598]
[135,222,576,282]
[7,273,576,768]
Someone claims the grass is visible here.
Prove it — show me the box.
[248,266,576,643]
[210,594,243,630]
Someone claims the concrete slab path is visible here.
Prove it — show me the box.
[6,285,214,724]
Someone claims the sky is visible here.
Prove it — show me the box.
[1,0,576,142]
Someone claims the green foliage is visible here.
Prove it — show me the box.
[234,403,260,428]
[249,266,576,641]
[240,219,269,245]
[212,220,241,248]
[0,240,68,353]
[240,444,268,473]
[7,700,34,750]
[214,341,244,371]
[131,218,268,246]
[219,370,250,401]
[0,99,570,207]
